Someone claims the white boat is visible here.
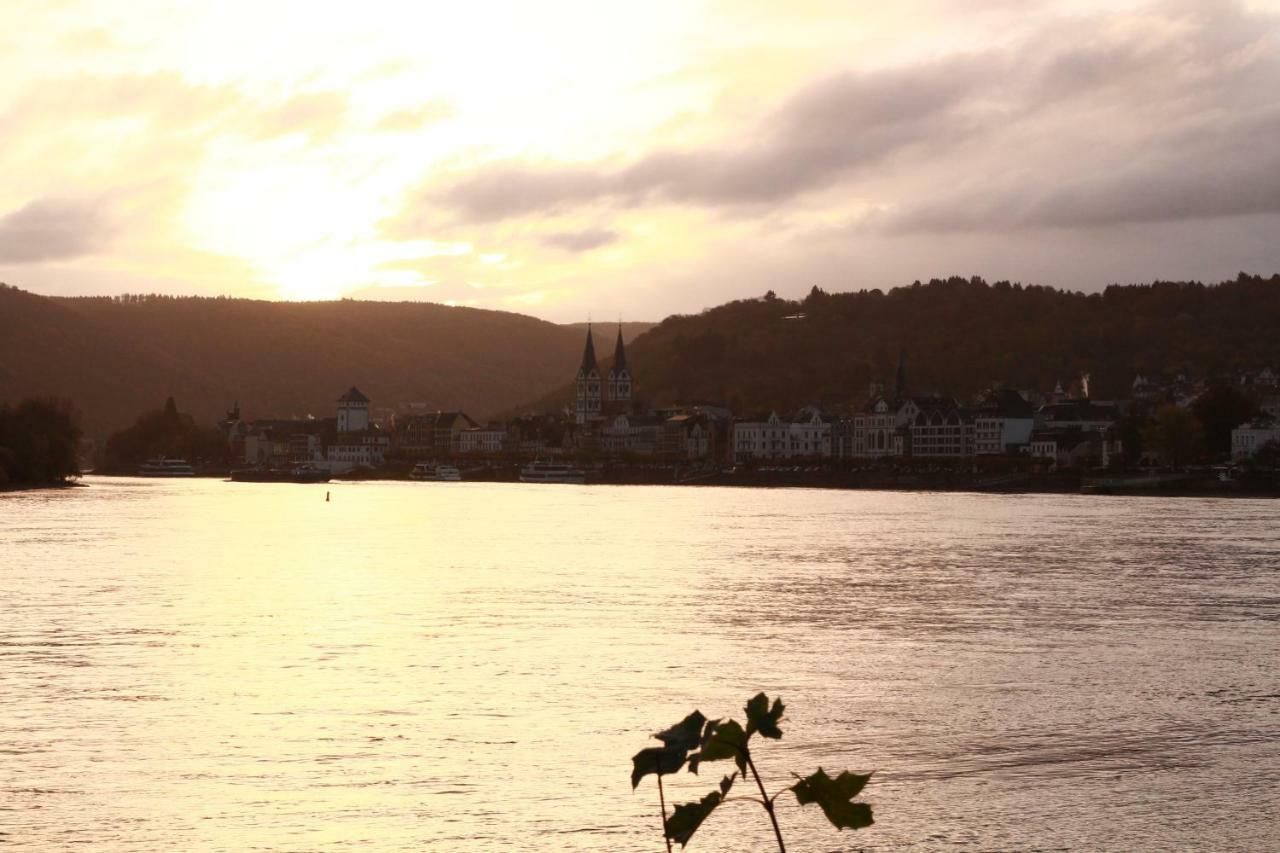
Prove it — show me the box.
[519,461,586,484]
[410,463,462,482]
[137,457,195,477]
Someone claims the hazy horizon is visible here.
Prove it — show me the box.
[4,1,1280,322]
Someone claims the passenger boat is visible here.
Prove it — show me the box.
[518,461,587,484]
[410,463,462,482]
[230,464,330,483]
[137,457,195,477]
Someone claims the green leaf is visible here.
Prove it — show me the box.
[790,767,874,830]
[654,711,707,753]
[744,693,785,740]
[631,746,686,790]
[689,719,747,774]
[664,777,734,848]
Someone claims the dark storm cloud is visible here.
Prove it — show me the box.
[414,54,995,223]
[401,1,1280,237]
[0,198,112,263]
[540,228,620,252]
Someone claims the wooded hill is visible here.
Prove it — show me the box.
[0,284,640,436]
[528,274,1280,415]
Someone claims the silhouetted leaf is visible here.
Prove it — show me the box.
[654,711,707,753]
[790,767,874,830]
[744,693,785,739]
[665,775,735,848]
[689,719,747,773]
[631,746,686,790]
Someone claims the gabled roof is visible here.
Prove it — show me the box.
[338,386,370,403]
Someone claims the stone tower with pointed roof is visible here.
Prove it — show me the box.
[606,323,632,411]
[574,326,602,424]
[337,386,370,433]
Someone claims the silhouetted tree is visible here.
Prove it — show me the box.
[1142,405,1204,468]
[1192,385,1258,457]
[0,398,82,486]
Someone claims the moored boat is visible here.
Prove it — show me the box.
[230,464,330,483]
[137,457,195,477]
[518,461,587,484]
[410,463,462,481]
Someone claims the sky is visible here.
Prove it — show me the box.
[2,0,1279,322]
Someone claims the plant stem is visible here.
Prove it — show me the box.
[744,751,786,853]
[657,774,673,853]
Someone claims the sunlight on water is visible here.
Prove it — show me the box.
[2,478,1278,850]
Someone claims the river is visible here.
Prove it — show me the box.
[2,477,1277,851]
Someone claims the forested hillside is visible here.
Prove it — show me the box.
[0,285,597,435]
[531,275,1280,414]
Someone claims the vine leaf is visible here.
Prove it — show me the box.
[631,746,687,790]
[664,774,736,847]
[654,711,707,753]
[790,767,874,830]
[688,719,747,773]
[744,693,785,740]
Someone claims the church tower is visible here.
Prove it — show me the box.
[606,323,632,410]
[574,325,602,424]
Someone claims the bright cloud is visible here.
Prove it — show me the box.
[1,1,1278,320]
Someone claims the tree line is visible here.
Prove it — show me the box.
[0,398,82,487]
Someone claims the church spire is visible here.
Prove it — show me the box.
[611,323,628,374]
[578,323,598,376]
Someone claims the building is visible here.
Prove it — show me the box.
[574,327,603,424]
[606,325,632,412]
[850,396,897,458]
[1232,419,1280,459]
[732,408,831,463]
[732,412,787,463]
[326,430,389,472]
[337,387,370,432]
[575,323,634,424]
[899,396,974,458]
[973,389,1035,455]
[457,424,508,455]
[1035,400,1121,432]
[395,411,479,457]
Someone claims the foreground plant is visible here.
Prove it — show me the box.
[630,693,873,851]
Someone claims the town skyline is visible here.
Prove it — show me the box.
[4,1,1280,322]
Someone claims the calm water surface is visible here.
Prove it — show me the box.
[2,477,1277,851]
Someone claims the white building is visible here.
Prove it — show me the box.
[732,412,788,463]
[1232,420,1280,459]
[326,431,390,473]
[851,397,897,457]
[732,409,830,463]
[337,387,371,432]
[457,425,508,455]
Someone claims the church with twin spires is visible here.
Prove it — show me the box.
[574,324,632,424]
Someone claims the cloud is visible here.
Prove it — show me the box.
[249,91,349,140]
[540,228,620,252]
[0,198,113,263]
[375,101,454,132]
[396,0,1280,240]
[406,54,994,224]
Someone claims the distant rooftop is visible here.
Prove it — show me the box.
[338,386,370,404]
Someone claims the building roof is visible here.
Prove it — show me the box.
[578,324,598,375]
[609,324,629,377]
[338,386,370,404]
[976,388,1033,418]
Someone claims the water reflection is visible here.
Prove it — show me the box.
[1,479,1277,850]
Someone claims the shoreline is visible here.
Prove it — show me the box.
[79,470,1280,499]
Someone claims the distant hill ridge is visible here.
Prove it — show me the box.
[0,286,633,436]
[523,274,1280,415]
